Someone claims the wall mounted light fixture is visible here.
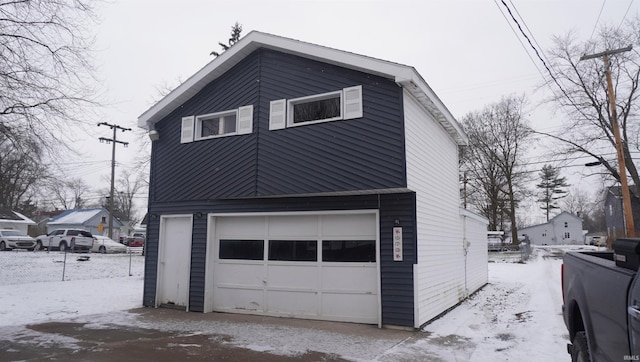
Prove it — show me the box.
[148,129,160,141]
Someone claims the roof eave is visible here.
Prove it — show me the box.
[396,77,467,146]
[138,31,468,147]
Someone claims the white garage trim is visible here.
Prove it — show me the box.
[204,210,381,326]
[156,214,193,310]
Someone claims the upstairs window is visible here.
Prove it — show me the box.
[269,85,363,130]
[196,110,237,139]
[289,91,342,125]
[181,105,253,144]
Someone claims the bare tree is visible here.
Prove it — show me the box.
[461,151,509,232]
[96,169,145,226]
[0,133,46,210]
[541,18,640,200]
[563,187,606,233]
[461,95,533,244]
[115,169,145,226]
[46,177,91,210]
[0,0,99,150]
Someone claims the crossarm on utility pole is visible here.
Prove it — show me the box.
[580,46,635,237]
[98,122,131,239]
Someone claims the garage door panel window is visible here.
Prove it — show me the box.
[268,240,317,261]
[219,239,264,260]
[322,240,376,262]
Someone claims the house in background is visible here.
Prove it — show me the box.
[138,31,488,329]
[30,209,65,236]
[0,208,36,234]
[516,211,584,245]
[604,185,640,241]
[47,208,125,239]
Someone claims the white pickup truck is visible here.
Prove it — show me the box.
[35,229,94,252]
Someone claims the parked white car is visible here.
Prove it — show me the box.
[35,229,94,252]
[92,235,127,254]
[0,229,36,251]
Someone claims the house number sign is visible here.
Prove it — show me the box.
[393,227,403,261]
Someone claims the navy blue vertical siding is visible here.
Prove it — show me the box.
[379,193,416,327]
[151,53,260,202]
[143,192,417,328]
[142,214,159,307]
[189,215,207,312]
[149,49,406,203]
[256,50,406,195]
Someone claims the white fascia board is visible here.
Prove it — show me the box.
[137,35,259,129]
[138,31,408,129]
[397,75,468,146]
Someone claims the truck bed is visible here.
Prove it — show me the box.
[563,250,636,360]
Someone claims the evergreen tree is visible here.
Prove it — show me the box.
[211,22,242,57]
[537,164,569,221]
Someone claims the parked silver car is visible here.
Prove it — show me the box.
[92,235,127,254]
[0,229,36,251]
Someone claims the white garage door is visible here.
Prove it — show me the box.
[208,212,379,324]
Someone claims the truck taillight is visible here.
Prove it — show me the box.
[561,263,565,303]
[71,236,76,242]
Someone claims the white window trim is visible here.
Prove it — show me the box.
[195,109,239,141]
[269,86,363,131]
[287,90,343,127]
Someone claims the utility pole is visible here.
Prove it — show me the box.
[98,122,131,239]
[581,45,635,237]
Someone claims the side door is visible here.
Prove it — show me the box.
[156,215,193,309]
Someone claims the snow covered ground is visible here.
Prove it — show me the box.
[0,246,592,360]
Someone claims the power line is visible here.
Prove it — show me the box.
[493,0,545,79]
[618,0,635,31]
[508,0,550,66]
[495,0,597,123]
[590,0,607,41]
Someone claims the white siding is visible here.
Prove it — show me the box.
[404,90,470,327]
[518,223,554,245]
[519,212,583,245]
[552,213,584,245]
[0,222,29,235]
[461,209,489,293]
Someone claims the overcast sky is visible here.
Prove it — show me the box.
[70,0,640,214]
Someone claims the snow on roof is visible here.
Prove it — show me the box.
[49,209,103,225]
[0,208,36,224]
[137,31,467,145]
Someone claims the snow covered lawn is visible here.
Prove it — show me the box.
[0,246,583,360]
[0,250,144,326]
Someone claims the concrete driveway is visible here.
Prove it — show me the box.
[0,308,427,361]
